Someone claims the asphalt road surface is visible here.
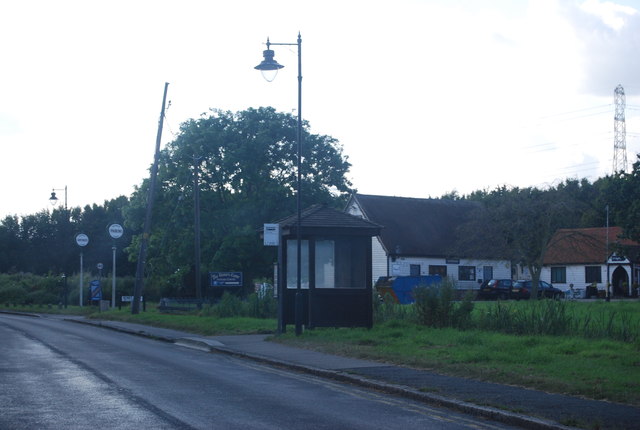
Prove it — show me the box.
[0,314,516,429]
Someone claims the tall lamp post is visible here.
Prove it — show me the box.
[256,33,303,335]
[50,186,69,305]
[49,186,68,210]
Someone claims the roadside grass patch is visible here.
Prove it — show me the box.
[275,304,640,406]
[87,307,277,335]
[9,297,640,406]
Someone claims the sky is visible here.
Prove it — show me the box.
[1,0,639,219]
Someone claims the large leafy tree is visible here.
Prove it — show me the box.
[0,215,24,273]
[459,184,586,297]
[124,107,353,296]
[601,154,640,242]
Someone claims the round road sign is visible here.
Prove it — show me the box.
[75,233,89,247]
[108,224,124,239]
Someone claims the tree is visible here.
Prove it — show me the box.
[460,185,585,298]
[611,154,640,242]
[0,197,134,277]
[124,107,353,296]
[0,215,23,273]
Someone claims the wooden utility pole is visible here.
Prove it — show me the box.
[132,82,169,314]
[194,156,202,305]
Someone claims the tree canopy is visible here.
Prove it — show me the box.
[458,183,587,295]
[124,107,354,296]
[2,105,640,302]
[0,196,135,277]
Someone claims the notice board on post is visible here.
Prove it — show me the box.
[209,272,243,287]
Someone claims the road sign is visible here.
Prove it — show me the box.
[108,224,124,239]
[90,280,102,301]
[263,223,279,246]
[209,272,243,287]
[121,296,143,302]
[75,233,89,247]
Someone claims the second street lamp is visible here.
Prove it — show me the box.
[49,186,68,210]
[256,33,304,335]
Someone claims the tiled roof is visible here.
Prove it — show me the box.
[350,194,480,257]
[276,204,382,234]
[543,227,639,265]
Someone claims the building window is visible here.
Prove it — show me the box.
[410,264,421,276]
[429,265,447,278]
[585,266,602,284]
[551,267,566,284]
[458,266,476,281]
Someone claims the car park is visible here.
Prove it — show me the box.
[477,279,518,300]
[513,280,564,299]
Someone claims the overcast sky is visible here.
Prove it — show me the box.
[1,0,639,219]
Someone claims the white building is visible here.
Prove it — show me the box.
[345,194,511,289]
[541,227,640,297]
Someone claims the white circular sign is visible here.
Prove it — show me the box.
[75,233,89,247]
[108,224,124,239]
[97,263,104,270]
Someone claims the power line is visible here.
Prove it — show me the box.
[537,104,611,120]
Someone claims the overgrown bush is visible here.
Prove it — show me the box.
[477,300,572,336]
[0,273,140,307]
[246,288,278,319]
[413,279,474,329]
[373,291,415,323]
[476,300,640,342]
[0,284,28,304]
[198,291,277,319]
[0,273,61,304]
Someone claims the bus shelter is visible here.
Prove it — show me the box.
[271,205,381,333]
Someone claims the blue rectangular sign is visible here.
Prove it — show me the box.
[90,280,102,301]
[209,272,243,287]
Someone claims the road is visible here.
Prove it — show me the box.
[0,314,516,429]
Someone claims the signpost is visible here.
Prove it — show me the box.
[75,233,89,306]
[90,280,102,301]
[209,272,243,287]
[108,224,124,308]
[263,223,279,246]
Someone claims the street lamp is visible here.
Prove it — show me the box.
[49,186,68,210]
[256,33,304,335]
[50,186,70,305]
[61,273,67,309]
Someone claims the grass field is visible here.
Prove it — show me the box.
[3,299,639,406]
[276,318,640,406]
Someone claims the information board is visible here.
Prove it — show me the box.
[209,272,243,287]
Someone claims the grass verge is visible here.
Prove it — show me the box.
[274,318,640,406]
[4,300,639,406]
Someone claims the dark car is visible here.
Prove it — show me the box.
[477,279,517,300]
[513,280,564,299]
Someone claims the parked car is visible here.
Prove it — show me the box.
[477,279,517,300]
[513,280,564,299]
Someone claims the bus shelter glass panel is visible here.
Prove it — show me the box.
[316,237,367,289]
[315,240,335,288]
[286,240,309,289]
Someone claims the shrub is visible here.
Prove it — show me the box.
[413,278,474,329]
[245,291,277,319]
[373,291,415,323]
[198,289,278,319]
[0,284,28,304]
[25,289,58,305]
